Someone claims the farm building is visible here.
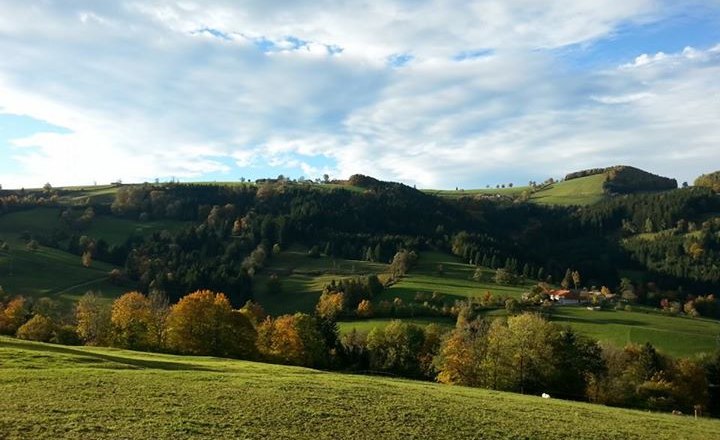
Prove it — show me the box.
[549,289,580,305]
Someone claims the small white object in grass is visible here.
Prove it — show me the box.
[541,393,551,399]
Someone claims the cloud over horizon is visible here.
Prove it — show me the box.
[0,1,719,188]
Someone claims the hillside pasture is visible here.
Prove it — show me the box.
[1,337,718,440]
[423,186,529,199]
[0,243,122,302]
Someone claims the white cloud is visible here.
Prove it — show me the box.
[0,1,718,188]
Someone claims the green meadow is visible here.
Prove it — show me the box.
[549,307,720,358]
[1,336,718,440]
[423,186,529,199]
[0,207,189,246]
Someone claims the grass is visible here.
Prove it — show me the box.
[85,216,189,245]
[549,307,720,358]
[529,174,607,206]
[1,337,718,440]
[423,174,607,206]
[381,251,532,304]
[0,243,123,302]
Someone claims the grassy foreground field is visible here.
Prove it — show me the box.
[1,337,719,440]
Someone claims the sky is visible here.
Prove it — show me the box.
[1,1,719,189]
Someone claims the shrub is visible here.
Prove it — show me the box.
[52,325,81,345]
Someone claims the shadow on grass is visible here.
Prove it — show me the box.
[0,339,219,372]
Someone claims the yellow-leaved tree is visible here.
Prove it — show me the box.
[315,291,345,320]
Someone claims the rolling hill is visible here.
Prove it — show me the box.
[1,337,718,440]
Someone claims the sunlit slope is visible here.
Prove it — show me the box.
[530,174,607,206]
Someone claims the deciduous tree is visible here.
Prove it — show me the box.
[166,290,256,358]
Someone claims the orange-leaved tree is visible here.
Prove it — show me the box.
[0,296,29,335]
[257,313,326,367]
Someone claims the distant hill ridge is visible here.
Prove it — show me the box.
[565,165,677,194]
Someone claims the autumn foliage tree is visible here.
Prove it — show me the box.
[110,291,154,350]
[256,313,326,367]
[165,290,257,358]
[0,296,29,335]
[315,292,345,320]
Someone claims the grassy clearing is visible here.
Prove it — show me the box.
[1,337,718,440]
[86,216,189,245]
[381,251,531,304]
[254,248,388,315]
[424,174,606,206]
[529,174,607,206]
[59,185,121,204]
[549,307,720,358]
